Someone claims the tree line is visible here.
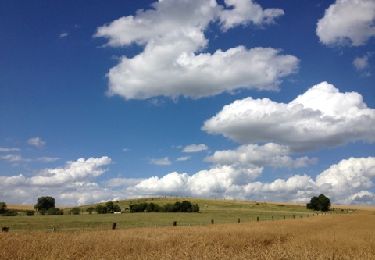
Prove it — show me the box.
[129,201,199,212]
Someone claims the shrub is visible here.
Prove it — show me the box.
[26,210,35,216]
[47,207,63,215]
[2,210,17,216]
[70,207,81,215]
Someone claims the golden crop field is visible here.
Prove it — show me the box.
[1,210,375,259]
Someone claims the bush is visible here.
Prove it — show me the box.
[307,194,331,212]
[70,207,81,215]
[2,210,17,216]
[47,207,63,215]
[26,210,35,216]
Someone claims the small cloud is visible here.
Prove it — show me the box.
[122,148,130,152]
[36,157,59,163]
[353,54,371,71]
[27,137,46,148]
[176,156,190,162]
[0,154,27,163]
[183,144,208,153]
[150,157,171,166]
[59,32,69,38]
[0,147,20,152]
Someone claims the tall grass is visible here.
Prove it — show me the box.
[1,212,374,259]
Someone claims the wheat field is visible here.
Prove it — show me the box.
[1,211,375,259]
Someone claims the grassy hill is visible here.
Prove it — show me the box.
[1,197,320,231]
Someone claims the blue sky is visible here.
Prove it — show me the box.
[0,0,374,205]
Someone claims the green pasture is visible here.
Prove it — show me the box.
[1,198,317,231]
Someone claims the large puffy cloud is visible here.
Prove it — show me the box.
[317,0,375,46]
[203,81,375,151]
[316,157,375,203]
[127,157,375,204]
[30,157,112,186]
[2,156,375,205]
[0,156,113,205]
[96,0,298,100]
[206,143,316,168]
[130,165,263,197]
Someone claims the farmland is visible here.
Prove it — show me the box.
[1,210,374,259]
[1,198,374,259]
[1,198,315,231]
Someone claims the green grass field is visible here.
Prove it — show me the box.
[1,198,320,231]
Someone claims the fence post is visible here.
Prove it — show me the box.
[257,216,259,222]
[271,216,274,221]
[173,221,177,226]
[237,218,240,223]
[211,219,214,224]
[283,215,285,220]
[112,223,117,230]
[293,215,295,219]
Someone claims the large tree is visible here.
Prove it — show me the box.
[35,196,55,212]
[307,194,331,212]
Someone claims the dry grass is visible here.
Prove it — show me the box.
[1,212,375,259]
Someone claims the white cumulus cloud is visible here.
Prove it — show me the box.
[95,0,298,100]
[316,157,375,203]
[127,157,375,204]
[317,0,375,46]
[219,0,284,30]
[206,143,316,168]
[30,157,112,186]
[1,156,375,205]
[0,156,113,205]
[203,81,375,151]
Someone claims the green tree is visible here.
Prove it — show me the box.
[96,204,107,214]
[86,207,95,214]
[0,202,7,214]
[35,196,55,212]
[307,194,331,212]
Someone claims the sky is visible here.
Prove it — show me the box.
[0,0,374,206]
